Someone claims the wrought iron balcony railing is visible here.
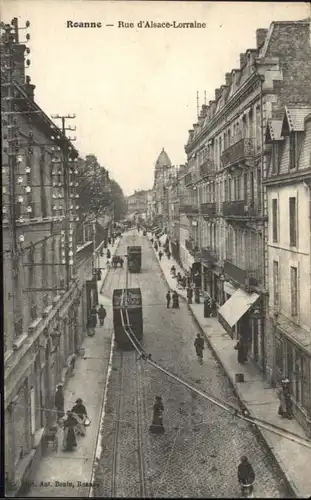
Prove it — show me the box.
[222,200,259,218]
[185,239,200,256]
[200,202,216,217]
[224,259,259,288]
[221,138,255,168]
[179,204,198,215]
[199,158,216,178]
[200,246,217,265]
[184,172,192,186]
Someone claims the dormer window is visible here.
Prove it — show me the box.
[289,132,298,170]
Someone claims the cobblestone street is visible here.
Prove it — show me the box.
[94,231,290,498]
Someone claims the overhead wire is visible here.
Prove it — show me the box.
[115,235,311,451]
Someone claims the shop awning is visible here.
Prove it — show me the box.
[159,233,168,245]
[218,288,259,328]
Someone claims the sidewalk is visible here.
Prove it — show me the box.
[147,233,311,498]
[26,239,120,498]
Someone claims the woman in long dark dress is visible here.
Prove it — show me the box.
[150,396,164,434]
[62,411,77,451]
[71,398,88,436]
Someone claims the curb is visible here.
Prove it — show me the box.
[186,302,297,499]
[149,240,297,498]
[99,238,121,295]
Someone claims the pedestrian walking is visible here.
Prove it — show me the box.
[97,304,107,326]
[278,379,293,419]
[170,265,176,277]
[166,290,171,308]
[211,297,217,317]
[238,456,255,491]
[55,384,64,422]
[204,297,212,318]
[149,396,165,434]
[181,276,186,289]
[172,291,179,308]
[158,250,163,261]
[194,333,204,364]
[106,248,111,260]
[187,287,193,304]
[235,334,248,364]
[62,411,78,451]
[71,399,88,436]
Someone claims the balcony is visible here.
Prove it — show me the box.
[199,158,216,178]
[184,172,192,186]
[180,204,198,215]
[200,202,216,217]
[222,200,260,219]
[200,247,217,266]
[221,138,255,169]
[185,239,200,256]
[224,260,259,288]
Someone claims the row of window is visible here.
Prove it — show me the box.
[275,334,311,415]
[272,196,297,247]
[196,105,262,170]
[273,261,298,317]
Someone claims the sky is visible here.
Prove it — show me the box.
[1,1,309,196]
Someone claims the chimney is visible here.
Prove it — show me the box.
[201,104,208,116]
[256,29,268,49]
[25,76,35,100]
[12,44,26,85]
[225,73,232,86]
[188,129,194,140]
[240,53,247,68]
[215,88,221,100]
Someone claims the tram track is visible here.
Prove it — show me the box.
[109,232,149,498]
[111,351,124,497]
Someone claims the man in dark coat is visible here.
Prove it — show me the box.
[238,456,255,487]
[172,291,179,308]
[97,305,107,326]
[187,287,193,304]
[194,333,204,361]
[55,384,64,421]
[166,291,171,308]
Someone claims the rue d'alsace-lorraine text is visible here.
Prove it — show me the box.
[66,20,207,29]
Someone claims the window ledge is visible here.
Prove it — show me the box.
[28,317,42,334]
[41,305,53,318]
[13,333,28,351]
[52,294,61,305]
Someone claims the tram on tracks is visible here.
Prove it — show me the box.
[127,245,141,273]
[112,288,143,350]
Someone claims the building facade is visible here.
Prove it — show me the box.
[184,19,311,378]
[264,105,311,433]
[127,189,149,220]
[2,21,107,493]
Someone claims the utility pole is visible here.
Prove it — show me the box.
[51,114,77,289]
[1,18,31,338]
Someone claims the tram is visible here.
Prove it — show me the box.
[127,245,141,273]
[112,288,143,350]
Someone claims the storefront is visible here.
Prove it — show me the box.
[192,261,202,288]
[170,239,180,262]
[218,287,260,341]
[274,318,311,435]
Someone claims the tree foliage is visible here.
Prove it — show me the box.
[75,154,126,222]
